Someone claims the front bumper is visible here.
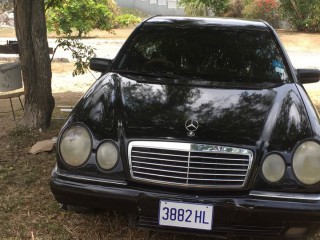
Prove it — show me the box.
[50,168,320,238]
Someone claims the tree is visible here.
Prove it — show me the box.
[243,0,280,27]
[280,0,320,32]
[46,0,140,37]
[225,0,245,18]
[14,0,55,128]
[46,0,140,76]
[0,0,13,12]
[46,0,114,37]
[179,0,229,16]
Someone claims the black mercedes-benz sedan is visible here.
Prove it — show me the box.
[51,16,320,239]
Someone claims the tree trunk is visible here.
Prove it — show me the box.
[205,7,209,16]
[14,0,54,128]
[289,0,303,19]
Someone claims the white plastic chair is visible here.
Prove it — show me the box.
[0,61,24,123]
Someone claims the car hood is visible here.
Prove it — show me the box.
[72,73,312,151]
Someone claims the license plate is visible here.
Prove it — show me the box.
[159,200,213,230]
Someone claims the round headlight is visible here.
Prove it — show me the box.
[262,154,286,183]
[97,142,119,170]
[293,141,320,185]
[59,125,92,167]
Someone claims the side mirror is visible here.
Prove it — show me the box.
[89,58,112,72]
[297,69,320,84]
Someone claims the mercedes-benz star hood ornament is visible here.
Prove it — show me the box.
[185,119,199,137]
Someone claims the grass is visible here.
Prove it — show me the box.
[0,122,212,239]
[2,116,320,240]
[4,85,318,238]
[0,122,132,239]
[1,97,320,240]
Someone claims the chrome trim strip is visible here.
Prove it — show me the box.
[129,141,253,189]
[190,143,253,157]
[134,166,188,174]
[188,177,243,182]
[250,190,320,202]
[130,141,191,151]
[190,155,249,161]
[189,172,246,177]
[133,161,188,169]
[134,171,187,180]
[188,166,247,171]
[186,148,191,184]
[132,155,188,163]
[132,150,188,158]
[190,161,248,166]
[55,169,127,186]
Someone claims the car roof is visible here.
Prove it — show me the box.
[144,16,268,29]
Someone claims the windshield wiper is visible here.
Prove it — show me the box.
[113,69,179,79]
[114,69,214,85]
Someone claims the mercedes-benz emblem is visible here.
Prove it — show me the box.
[185,119,199,137]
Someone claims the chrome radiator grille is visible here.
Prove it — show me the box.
[128,141,253,188]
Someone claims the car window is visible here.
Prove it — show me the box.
[116,26,292,86]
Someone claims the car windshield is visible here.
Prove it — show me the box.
[115,25,292,86]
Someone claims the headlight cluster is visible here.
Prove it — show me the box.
[97,142,119,170]
[59,125,92,167]
[293,141,320,185]
[262,141,320,186]
[59,125,119,170]
[262,154,286,183]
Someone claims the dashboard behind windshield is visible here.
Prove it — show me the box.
[116,25,292,86]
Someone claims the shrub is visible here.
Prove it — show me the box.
[279,0,320,32]
[46,0,114,37]
[115,14,141,28]
[46,0,142,37]
[243,0,280,27]
[179,0,229,17]
[224,0,245,18]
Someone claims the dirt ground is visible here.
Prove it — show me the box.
[1,29,320,239]
[0,27,135,39]
[0,62,95,138]
[277,29,320,52]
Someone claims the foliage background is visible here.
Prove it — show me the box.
[179,0,229,16]
[46,0,141,37]
[179,0,320,32]
[243,0,280,28]
[280,0,320,32]
[44,0,141,76]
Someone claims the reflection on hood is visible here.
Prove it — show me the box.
[71,73,312,151]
